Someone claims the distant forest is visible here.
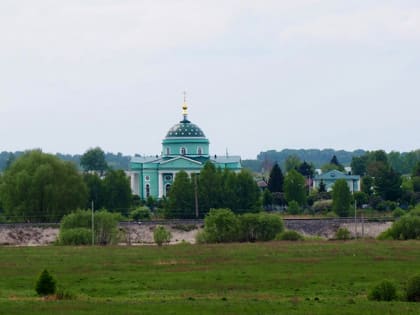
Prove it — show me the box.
[1,149,419,175]
[0,151,131,172]
[242,149,420,175]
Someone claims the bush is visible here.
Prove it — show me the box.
[153,226,172,246]
[60,210,120,245]
[58,228,91,245]
[392,208,406,219]
[203,209,239,243]
[406,275,420,302]
[195,230,209,244]
[312,199,333,213]
[238,213,284,242]
[130,206,151,221]
[335,227,351,240]
[35,269,57,296]
[368,280,398,301]
[287,201,301,215]
[276,230,304,241]
[384,215,420,240]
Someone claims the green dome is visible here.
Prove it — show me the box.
[166,120,206,138]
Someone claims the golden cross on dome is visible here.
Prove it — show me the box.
[182,90,188,117]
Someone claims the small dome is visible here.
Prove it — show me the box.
[166,121,206,138]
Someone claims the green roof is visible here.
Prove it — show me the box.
[166,120,206,138]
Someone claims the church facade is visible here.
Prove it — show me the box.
[129,101,241,199]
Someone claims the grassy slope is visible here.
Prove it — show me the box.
[0,241,419,314]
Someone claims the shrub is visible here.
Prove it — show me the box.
[238,213,284,242]
[406,275,420,302]
[368,280,397,301]
[153,226,172,246]
[59,210,121,245]
[392,208,406,219]
[130,207,151,221]
[195,230,209,244]
[287,201,301,215]
[35,269,57,296]
[203,209,239,243]
[335,227,351,240]
[58,228,91,245]
[312,199,333,213]
[276,230,304,241]
[384,215,420,240]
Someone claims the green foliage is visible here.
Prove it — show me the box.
[284,155,301,172]
[166,170,195,219]
[284,169,307,206]
[335,227,351,240]
[374,167,402,202]
[276,230,304,241]
[198,162,222,217]
[203,208,239,243]
[59,210,120,245]
[368,280,398,301]
[392,208,406,218]
[332,179,352,217]
[102,170,132,215]
[0,150,88,222]
[353,191,369,207]
[238,213,284,242]
[297,161,314,177]
[406,274,420,302]
[361,176,374,196]
[382,215,420,240]
[35,269,57,296]
[287,200,301,215]
[153,226,172,246]
[80,147,108,175]
[130,206,151,221]
[59,228,91,245]
[311,199,332,213]
[262,189,273,208]
[267,162,284,192]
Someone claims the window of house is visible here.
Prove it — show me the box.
[165,184,171,195]
[166,147,170,155]
[181,147,186,155]
[145,184,150,197]
[197,147,202,155]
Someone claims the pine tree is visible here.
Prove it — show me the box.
[267,163,284,193]
[332,179,352,217]
[35,269,57,296]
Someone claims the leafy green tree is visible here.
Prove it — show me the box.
[351,155,368,176]
[332,179,352,217]
[413,162,420,177]
[166,170,195,218]
[267,162,284,193]
[220,169,239,211]
[374,167,402,201]
[262,189,273,209]
[102,170,132,214]
[284,169,306,206]
[80,147,108,175]
[198,162,222,215]
[285,155,301,172]
[297,161,314,178]
[83,173,105,210]
[35,269,57,296]
[234,170,261,213]
[0,150,87,222]
[361,176,374,196]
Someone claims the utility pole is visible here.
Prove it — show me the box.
[91,200,94,246]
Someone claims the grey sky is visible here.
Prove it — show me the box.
[1,0,419,159]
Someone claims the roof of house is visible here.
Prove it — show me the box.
[314,169,360,181]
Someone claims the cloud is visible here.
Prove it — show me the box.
[279,6,420,42]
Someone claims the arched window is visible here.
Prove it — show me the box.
[181,147,186,155]
[197,147,202,155]
[166,147,170,155]
[165,184,171,196]
[145,184,150,198]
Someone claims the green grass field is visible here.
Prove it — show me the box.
[1,241,420,314]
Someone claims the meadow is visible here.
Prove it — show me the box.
[0,241,419,314]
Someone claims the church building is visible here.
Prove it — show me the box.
[129,100,241,199]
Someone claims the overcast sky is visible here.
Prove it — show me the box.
[1,1,419,159]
